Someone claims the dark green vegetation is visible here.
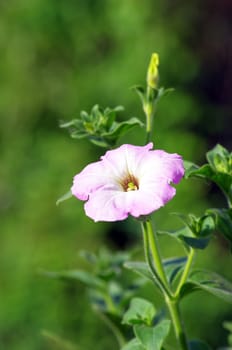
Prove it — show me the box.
[0,0,231,349]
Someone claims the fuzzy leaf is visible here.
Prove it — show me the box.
[124,261,154,283]
[206,144,230,173]
[134,320,171,350]
[121,338,145,350]
[103,117,143,140]
[122,297,156,326]
[180,269,232,303]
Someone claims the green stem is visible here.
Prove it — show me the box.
[165,298,189,350]
[141,218,189,350]
[141,221,171,297]
[142,220,169,290]
[96,311,126,348]
[144,86,155,143]
[174,248,195,298]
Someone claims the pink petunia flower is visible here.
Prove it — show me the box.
[71,143,184,222]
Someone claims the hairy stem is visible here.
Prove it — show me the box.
[165,298,189,350]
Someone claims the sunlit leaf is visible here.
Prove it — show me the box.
[134,320,171,350]
[122,297,156,326]
[121,338,144,350]
[180,269,232,303]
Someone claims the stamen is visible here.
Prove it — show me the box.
[120,174,139,192]
[127,182,138,191]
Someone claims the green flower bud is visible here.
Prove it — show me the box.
[146,53,159,89]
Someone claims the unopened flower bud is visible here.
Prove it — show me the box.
[146,53,159,89]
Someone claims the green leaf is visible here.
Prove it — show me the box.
[88,136,111,148]
[183,160,200,178]
[188,339,212,350]
[103,117,143,140]
[180,269,232,303]
[180,236,211,250]
[206,144,230,173]
[223,321,232,333]
[121,338,145,350]
[122,297,156,326]
[124,261,165,294]
[186,158,232,204]
[134,320,171,350]
[206,208,232,250]
[158,224,211,251]
[156,87,174,100]
[223,321,232,346]
[163,256,187,284]
[40,269,105,289]
[132,85,146,104]
[41,330,78,350]
[124,261,154,283]
[56,190,73,206]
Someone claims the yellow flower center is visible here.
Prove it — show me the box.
[127,181,138,191]
[120,174,139,192]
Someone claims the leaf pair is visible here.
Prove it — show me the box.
[158,213,215,252]
[122,298,170,350]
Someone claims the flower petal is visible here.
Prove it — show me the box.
[101,143,153,178]
[84,189,129,222]
[139,150,184,185]
[71,161,120,201]
[118,180,176,218]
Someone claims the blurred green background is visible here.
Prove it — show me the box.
[1,0,232,349]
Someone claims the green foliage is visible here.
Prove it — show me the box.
[158,212,215,251]
[185,144,232,206]
[180,269,232,303]
[41,330,78,350]
[223,321,232,347]
[42,248,149,347]
[0,0,231,348]
[121,320,170,350]
[122,298,156,326]
[133,320,171,350]
[188,339,212,350]
[121,338,144,350]
[60,104,143,148]
[206,208,232,250]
